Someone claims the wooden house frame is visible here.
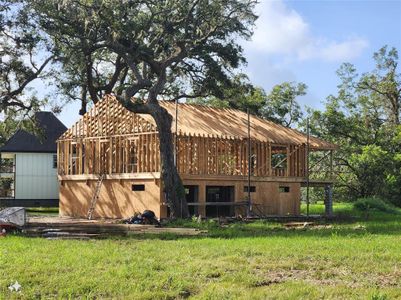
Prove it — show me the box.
[57,95,337,219]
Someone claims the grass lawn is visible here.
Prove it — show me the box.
[25,207,59,217]
[1,203,401,299]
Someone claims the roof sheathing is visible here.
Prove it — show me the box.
[60,95,337,150]
[156,101,337,150]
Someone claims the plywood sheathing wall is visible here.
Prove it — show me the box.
[59,179,162,219]
[168,179,301,218]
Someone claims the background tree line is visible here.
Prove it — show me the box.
[194,46,400,206]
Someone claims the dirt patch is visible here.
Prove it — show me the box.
[252,268,401,289]
[368,271,401,287]
[252,278,281,287]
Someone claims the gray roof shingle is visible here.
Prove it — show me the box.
[0,112,67,153]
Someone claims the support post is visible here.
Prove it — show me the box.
[324,184,333,217]
[306,117,310,217]
[198,184,206,217]
[247,108,252,217]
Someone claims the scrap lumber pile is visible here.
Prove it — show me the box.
[24,217,206,239]
[283,221,333,230]
[283,222,315,229]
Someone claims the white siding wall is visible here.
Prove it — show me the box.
[15,153,59,199]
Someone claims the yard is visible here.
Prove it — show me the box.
[1,203,400,299]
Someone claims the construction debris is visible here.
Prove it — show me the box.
[0,207,26,235]
[283,222,315,229]
[23,216,205,239]
[123,210,160,226]
[283,222,333,230]
[0,207,27,227]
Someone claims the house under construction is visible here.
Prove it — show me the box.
[57,95,336,219]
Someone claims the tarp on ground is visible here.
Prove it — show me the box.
[0,207,27,227]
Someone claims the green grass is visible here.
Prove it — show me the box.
[1,203,401,299]
[25,207,59,217]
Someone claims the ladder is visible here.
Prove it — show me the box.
[87,173,105,220]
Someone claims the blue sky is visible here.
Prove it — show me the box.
[242,0,401,113]
[55,0,401,127]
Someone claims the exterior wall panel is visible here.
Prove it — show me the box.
[15,153,59,200]
[167,178,301,218]
[59,179,162,219]
[59,176,301,219]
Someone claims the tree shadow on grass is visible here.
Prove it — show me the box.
[18,205,401,241]
[116,211,401,241]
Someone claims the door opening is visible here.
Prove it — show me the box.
[206,186,235,217]
[184,185,199,216]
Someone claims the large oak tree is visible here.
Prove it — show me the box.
[22,0,257,217]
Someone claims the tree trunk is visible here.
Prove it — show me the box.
[149,104,189,218]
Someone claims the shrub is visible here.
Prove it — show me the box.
[353,197,396,213]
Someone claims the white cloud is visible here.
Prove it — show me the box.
[317,38,369,62]
[247,0,369,62]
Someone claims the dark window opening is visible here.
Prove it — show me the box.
[132,184,145,191]
[71,143,78,173]
[53,154,57,169]
[244,186,256,193]
[271,146,287,176]
[279,186,290,193]
[206,186,235,217]
[127,139,138,173]
[251,154,257,175]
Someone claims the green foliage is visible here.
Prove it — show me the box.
[353,197,397,213]
[23,0,258,111]
[371,293,389,300]
[261,81,306,127]
[0,109,45,149]
[190,74,266,116]
[191,78,306,128]
[309,46,401,206]
[0,2,53,113]
[348,145,392,197]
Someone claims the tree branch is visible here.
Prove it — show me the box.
[1,55,54,107]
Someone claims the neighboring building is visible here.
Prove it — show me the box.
[0,112,67,207]
[57,95,337,219]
